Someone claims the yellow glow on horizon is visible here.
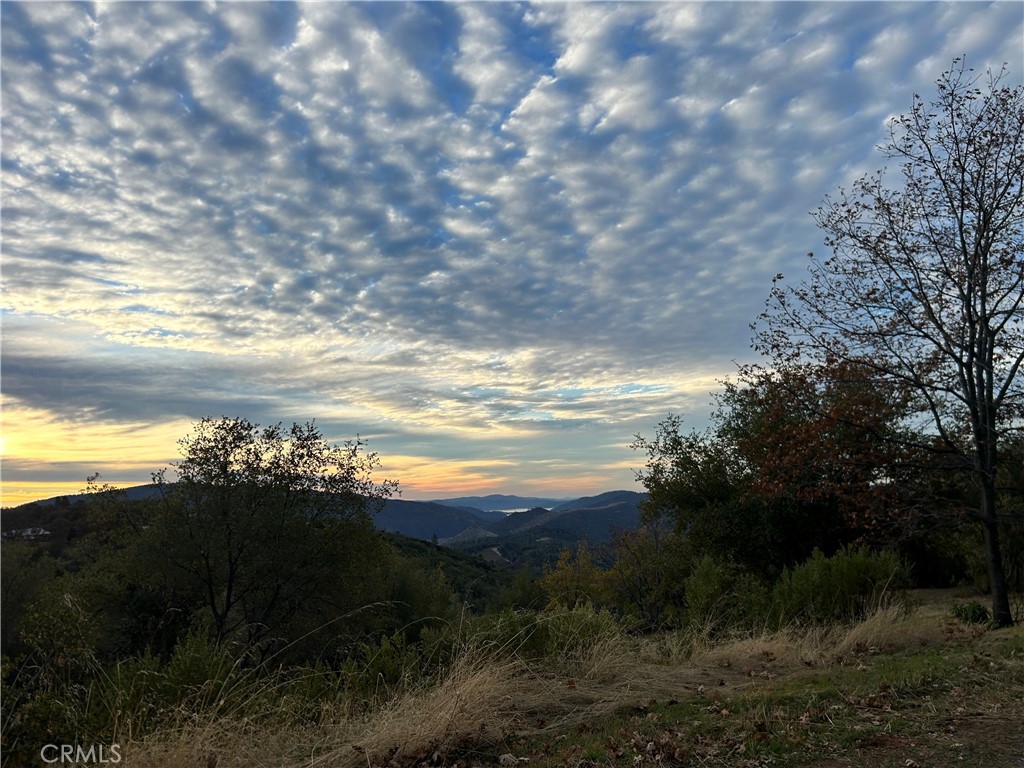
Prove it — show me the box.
[377,454,515,497]
[1,389,647,507]
[518,474,619,496]
[376,454,629,500]
[1,401,194,507]
[1,481,103,508]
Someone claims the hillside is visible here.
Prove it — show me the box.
[440,525,498,546]
[382,532,513,608]
[550,489,647,515]
[488,506,555,535]
[375,498,496,540]
[473,490,644,539]
[429,494,570,511]
[447,490,647,566]
[2,487,647,564]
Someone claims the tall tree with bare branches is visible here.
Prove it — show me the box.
[755,59,1024,626]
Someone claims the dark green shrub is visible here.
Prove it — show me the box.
[771,547,908,625]
[684,555,733,631]
[420,604,621,671]
[497,567,547,611]
[606,527,691,630]
[683,556,770,634]
[339,631,424,704]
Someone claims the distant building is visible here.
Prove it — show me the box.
[0,527,51,542]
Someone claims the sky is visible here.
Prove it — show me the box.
[2,1,1022,507]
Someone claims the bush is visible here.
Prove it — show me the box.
[420,603,622,674]
[497,567,547,611]
[684,556,733,630]
[541,603,623,669]
[339,631,425,705]
[540,543,609,609]
[952,601,991,625]
[605,526,691,630]
[771,547,908,625]
[683,556,770,634]
[455,608,554,660]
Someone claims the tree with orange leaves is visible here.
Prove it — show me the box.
[634,363,917,579]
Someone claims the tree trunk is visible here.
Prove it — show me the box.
[980,481,1013,627]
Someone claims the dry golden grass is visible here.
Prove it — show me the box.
[119,600,991,768]
[682,599,960,674]
[123,717,319,768]
[119,618,660,767]
[694,625,822,667]
[832,601,918,657]
[336,649,529,768]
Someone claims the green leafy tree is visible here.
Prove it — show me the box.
[0,543,58,656]
[633,412,829,578]
[58,478,198,660]
[755,59,1024,626]
[540,541,608,609]
[152,417,397,656]
[605,524,690,629]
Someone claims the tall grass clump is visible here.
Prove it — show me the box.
[340,644,528,768]
[771,547,909,625]
[951,600,991,625]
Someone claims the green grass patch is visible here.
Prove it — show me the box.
[502,626,1023,768]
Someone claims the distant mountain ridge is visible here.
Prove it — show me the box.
[550,490,646,514]
[439,490,648,552]
[488,506,556,535]
[374,491,645,545]
[5,485,164,509]
[427,494,570,511]
[5,487,648,562]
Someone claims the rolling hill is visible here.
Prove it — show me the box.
[3,487,648,566]
[374,498,498,540]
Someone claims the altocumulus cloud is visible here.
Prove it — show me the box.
[2,1,1021,500]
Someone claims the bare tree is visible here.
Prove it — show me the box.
[755,59,1024,626]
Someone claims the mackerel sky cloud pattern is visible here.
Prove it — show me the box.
[2,2,1022,503]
